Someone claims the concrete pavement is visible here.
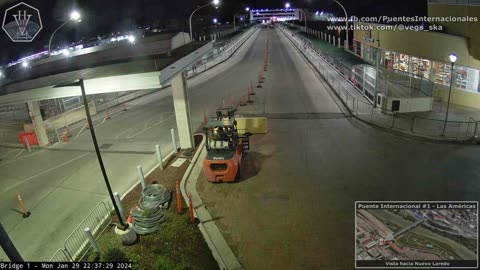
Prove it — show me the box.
[0,28,260,261]
[196,26,480,269]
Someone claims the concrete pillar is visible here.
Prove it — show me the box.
[171,72,194,149]
[27,101,49,147]
[328,35,331,44]
[321,32,324,40]
[338,37,341,48]
[333,37,336,46]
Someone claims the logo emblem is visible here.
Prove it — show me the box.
[2,2,42,42]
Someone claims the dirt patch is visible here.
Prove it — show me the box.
[87,135,218,270]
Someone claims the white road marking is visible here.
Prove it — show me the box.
[0,152,90,194]
[126,114,175,139]
[13,149,24,159]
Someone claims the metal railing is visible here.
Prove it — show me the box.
[50,201,112,262]
[281,25,480,142]
[185,26,257,77]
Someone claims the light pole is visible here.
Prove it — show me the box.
[330,0,349,50]
[286,3,307,32]
[234,7,250,30]
[442,53,458,136]
[48,10,81,54]
[189,0,220,42]
[53,80,129,231]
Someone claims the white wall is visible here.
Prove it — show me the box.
[386,97,433,113]
[171,33,192,50]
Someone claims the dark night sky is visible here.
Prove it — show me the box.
[0,0,427,64]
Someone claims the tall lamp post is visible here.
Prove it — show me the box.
[442,53,458,136]
[48,10,82,54]
[330,0,349,50]
[233,7,250,30]
[54,80,129,231]
[286,3,307,32]
[189,0,220,42]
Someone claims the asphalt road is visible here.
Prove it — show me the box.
[1,26,479,268]
[0,26,261,262]
[196,27,480,270]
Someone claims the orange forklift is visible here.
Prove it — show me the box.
[203,107,250,183]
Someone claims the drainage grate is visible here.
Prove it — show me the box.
[99,144,113,149]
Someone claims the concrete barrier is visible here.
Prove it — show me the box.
[43,102,97,130]
[236,117,268,134]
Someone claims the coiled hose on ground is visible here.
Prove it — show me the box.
[132,184,171,235]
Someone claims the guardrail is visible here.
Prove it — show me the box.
[49,201,112,262]
[280,25,480,142]
[185,26,258,77]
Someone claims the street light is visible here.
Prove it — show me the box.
[330,0,349,50]
[189,0,220,42]
[213,18,218,24]
[21,62,29,68]
[54,79,129,231]
[128,35,136,44]
[48,10,82,54]
[442,53,458,136]
[286,3,306,32]
[62,49,70,56]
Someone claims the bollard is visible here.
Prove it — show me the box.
[113,192,126,222]
[16,192,30,218]
[155,145,164,171]
[171,129,178,153]
[188,192,195,224]
[25,137,31,153]
[122,101,127,111]
[63,133,68,142]
[137,166,146,190]
[249,85,256,96]
[176,181,182,213]
[247,91,253,103]
[257,78,262,88]
[54,128,61,143]
[106,109,111,120]
[66,124,71,137]
[203,108,208,127]
[84,228,100,254]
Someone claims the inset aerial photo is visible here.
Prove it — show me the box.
[356,202,478,268]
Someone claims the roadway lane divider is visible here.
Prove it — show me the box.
[176,181,182,214]
[188,192,196,224]
[247,89,253,103]
[257,76,263,88]
[16,191,31,218]
[240,96,246,106]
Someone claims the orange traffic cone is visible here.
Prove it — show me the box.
[16,192,30,218]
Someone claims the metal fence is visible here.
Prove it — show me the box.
[185,26,257,77]
[50,201,112,262]
[281,25,480,142]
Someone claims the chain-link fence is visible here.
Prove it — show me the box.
[281,25,479,142]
